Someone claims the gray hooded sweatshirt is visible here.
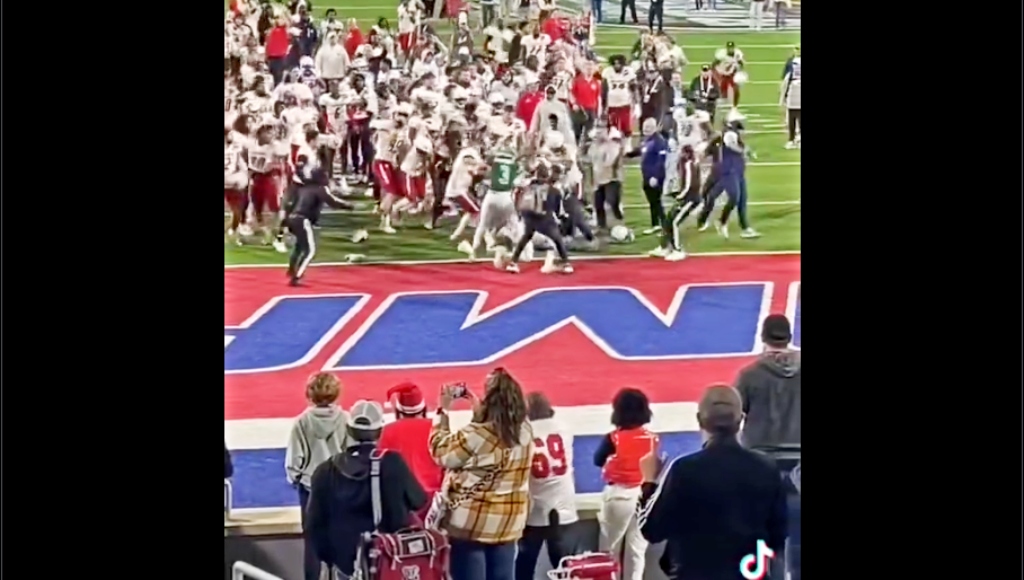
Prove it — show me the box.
[735,349,801,450]
[285,405,351,489]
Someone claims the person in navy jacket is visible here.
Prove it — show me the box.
[636,118,668,236]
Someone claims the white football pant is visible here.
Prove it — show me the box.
[473,191,517,251]
[749,0,764,29]
[598,484,647,580]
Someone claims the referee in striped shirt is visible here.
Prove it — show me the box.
[636,385,788,579]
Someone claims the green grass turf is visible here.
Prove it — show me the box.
[225,22,800,265]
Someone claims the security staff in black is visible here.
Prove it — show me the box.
[505,165,573,274]
[280,165,354,286]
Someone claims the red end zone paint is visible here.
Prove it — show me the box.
[225,255,801,420]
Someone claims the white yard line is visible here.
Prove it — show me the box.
[224,249,800,269]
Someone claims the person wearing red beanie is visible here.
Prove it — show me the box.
[378,382,444,520]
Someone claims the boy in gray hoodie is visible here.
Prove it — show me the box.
[285,372,350,580]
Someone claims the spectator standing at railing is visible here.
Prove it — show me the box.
[594,388,657,580]
[429,368,534,580]
[635,385,788,580]
[378,382,444,520]
[515,392,580,580]
[286,372,351,580]
[735,314,801,449]
[306,400,428,580]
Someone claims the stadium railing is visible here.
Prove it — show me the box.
[233,561,284,580]
[225,479,234,518]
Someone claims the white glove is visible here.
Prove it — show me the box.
[648,177,658,187]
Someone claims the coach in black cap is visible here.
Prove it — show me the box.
[735,314,801,449]
[637,385,788,579]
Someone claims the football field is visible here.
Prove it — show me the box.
[224,3,801,519]
[224,14,800,265]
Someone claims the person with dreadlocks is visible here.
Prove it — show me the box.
[429,368,535,580]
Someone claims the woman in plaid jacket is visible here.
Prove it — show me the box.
[429,369,535,580]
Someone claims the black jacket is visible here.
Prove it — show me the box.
[735,350,801,449]
[637,437,788,580]
[305,443,427,574]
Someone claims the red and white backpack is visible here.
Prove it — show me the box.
[351,450,451,580]
[547,552,620,580]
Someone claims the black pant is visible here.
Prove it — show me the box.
[267,56,288,86]
[594,181,624,228]
[642,183,666,228]
[787,108,801,141]
[297,485,323,580]
[514,515,579,580]
[648,0,664,30]
[512,211,569,262]
[287,215,316,280]
[619,0,638,22]
[561,195,595,241]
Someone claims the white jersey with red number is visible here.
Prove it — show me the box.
[527,417,578,527]
[521,34,552,62]
[444,148,480,199]
[603,68,635,108]
[715,49,744,76]
[225,142,248,187]
[283,106,320,145]
[373,127,398,164]
[318,93,347,131]
[246,141,283,174]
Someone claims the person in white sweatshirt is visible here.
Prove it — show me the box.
[314,31,351,85]
[285,372,350,580]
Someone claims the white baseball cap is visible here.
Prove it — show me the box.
[348,400,385,431]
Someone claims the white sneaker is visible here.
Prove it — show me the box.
[715,222,729,238]
[226,228,236,237]
[351,229,369,243]
[272,239,288,253]
[562,263,574,274]
[740,228,761,239]
[665,249,687,261]
[642,226,660,235]
[505,262,520,273]
[380,225,397,234]
[238,224,254,236]
[424,222,434,230]
[648,246,669,257]
[457,240,476,259]
[785,141,797,149]
[698,221,712,232]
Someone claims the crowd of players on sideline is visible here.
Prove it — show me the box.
[224,314,802,580]
[223,0,803,283]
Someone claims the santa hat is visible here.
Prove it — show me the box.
[387,382,425,414]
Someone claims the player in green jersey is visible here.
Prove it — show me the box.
[489,150,518,193]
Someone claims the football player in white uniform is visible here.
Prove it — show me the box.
[224,128,250,242]
[515,392,578,580]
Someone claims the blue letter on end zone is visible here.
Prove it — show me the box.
[225,296,364,373]
[330,284,766,369]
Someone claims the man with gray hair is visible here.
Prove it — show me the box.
[635,385,788,579]
[305,400,427,580]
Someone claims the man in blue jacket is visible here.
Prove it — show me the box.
[638,117,668,236]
